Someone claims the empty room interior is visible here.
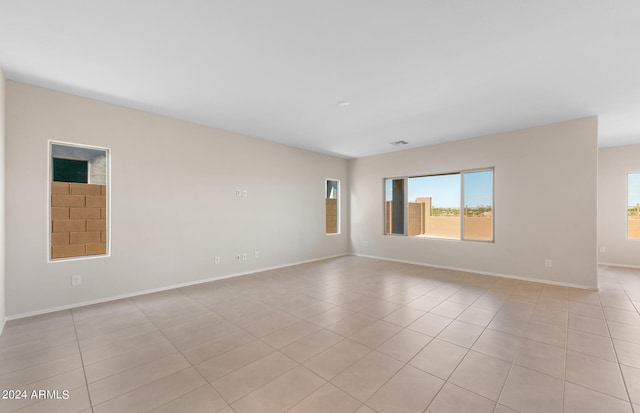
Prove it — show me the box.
[1,1,640,412]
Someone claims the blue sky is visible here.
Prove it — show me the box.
[409,174,460,208]
[629,174,640,207]
[386,170,493,208]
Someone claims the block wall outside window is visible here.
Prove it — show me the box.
[51,182,107,259]
[326,198,338,233]
[628,173,640,240]
[49,141,109,261]
[326,179,339,234]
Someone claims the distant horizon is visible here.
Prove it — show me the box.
[386,171,493,208]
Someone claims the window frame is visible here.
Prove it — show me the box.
[626,172,640,241]
[384,176,407,236]
[48,140,112,262]
[325,178,340,235]
[383,167,494,242]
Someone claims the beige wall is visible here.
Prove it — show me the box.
[349,117,598,289]
[0,70,5,333]
[598,144,640,267]
[5,81,349,317]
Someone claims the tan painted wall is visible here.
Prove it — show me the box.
[464,217,492,241]
[407,202,425,236]
[350,117,598,288]
[414,216,492,240]
[628,219,640,240]
[5,81,349,317]
[427,216,461,239]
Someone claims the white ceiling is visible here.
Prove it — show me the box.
[1,0,639,158]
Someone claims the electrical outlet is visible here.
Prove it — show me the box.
[242,252,247,261]
[71,275,82,286]
[255,250,260,259]
[236,189,242,197]
[599,246,605,253]
[544,259,552,268]
[242,190,248,197]
[235,254,241,261]
[214,256,220,264]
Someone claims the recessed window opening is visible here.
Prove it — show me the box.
[385,178,405,235]
[326,179,340,234]
[384,168,493,241]
[49,142,110,260]
[628,173,640,240]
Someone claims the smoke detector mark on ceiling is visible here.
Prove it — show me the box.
[390,140,409,146]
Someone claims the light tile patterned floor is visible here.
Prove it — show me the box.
[1,256,640,412]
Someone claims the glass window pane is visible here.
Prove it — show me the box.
[385,178,405,234]
[53,158,88,183]
[407,174,460,239]
[326,179,339,234]
[50,142,109,260]
[628,174,640,240]
[326,180,338,199]
[463,170,493,241]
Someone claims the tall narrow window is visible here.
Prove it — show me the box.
[326,179,340,234]
[628,173,640,240]
[50,142,110,260]
[462,170,493,241]
[385,178,405,234]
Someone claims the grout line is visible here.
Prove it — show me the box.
[3,258,640,412]
[488,283,550,412]
[602,292,636,410]
[70,307,96,413]
[129,285,334,412]
[561,291,570,413]
[128,290,238,410]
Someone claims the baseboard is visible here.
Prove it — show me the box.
[598,262,640,270]
[5,251,603,322]
[5,253,349,321]
[352,253,597,290]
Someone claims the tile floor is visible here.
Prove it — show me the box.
[1,256,640,412]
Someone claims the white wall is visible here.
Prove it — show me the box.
[5,81,349,317]
[350,117,598,289]
[598,144,640,268]
[0,70,6,333]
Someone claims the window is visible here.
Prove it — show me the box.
[52,158,88,183]
[326,179,340,234]
[385,178,405,235]
[628,173,640,240]
[50,142,110,260]
[462,170,494,241]
[409,173,461,239]
[384,168,493,241]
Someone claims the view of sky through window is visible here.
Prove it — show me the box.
[629,173,640,208]
[386,172,492,208]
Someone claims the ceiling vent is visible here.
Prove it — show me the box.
[390,140,409,146]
